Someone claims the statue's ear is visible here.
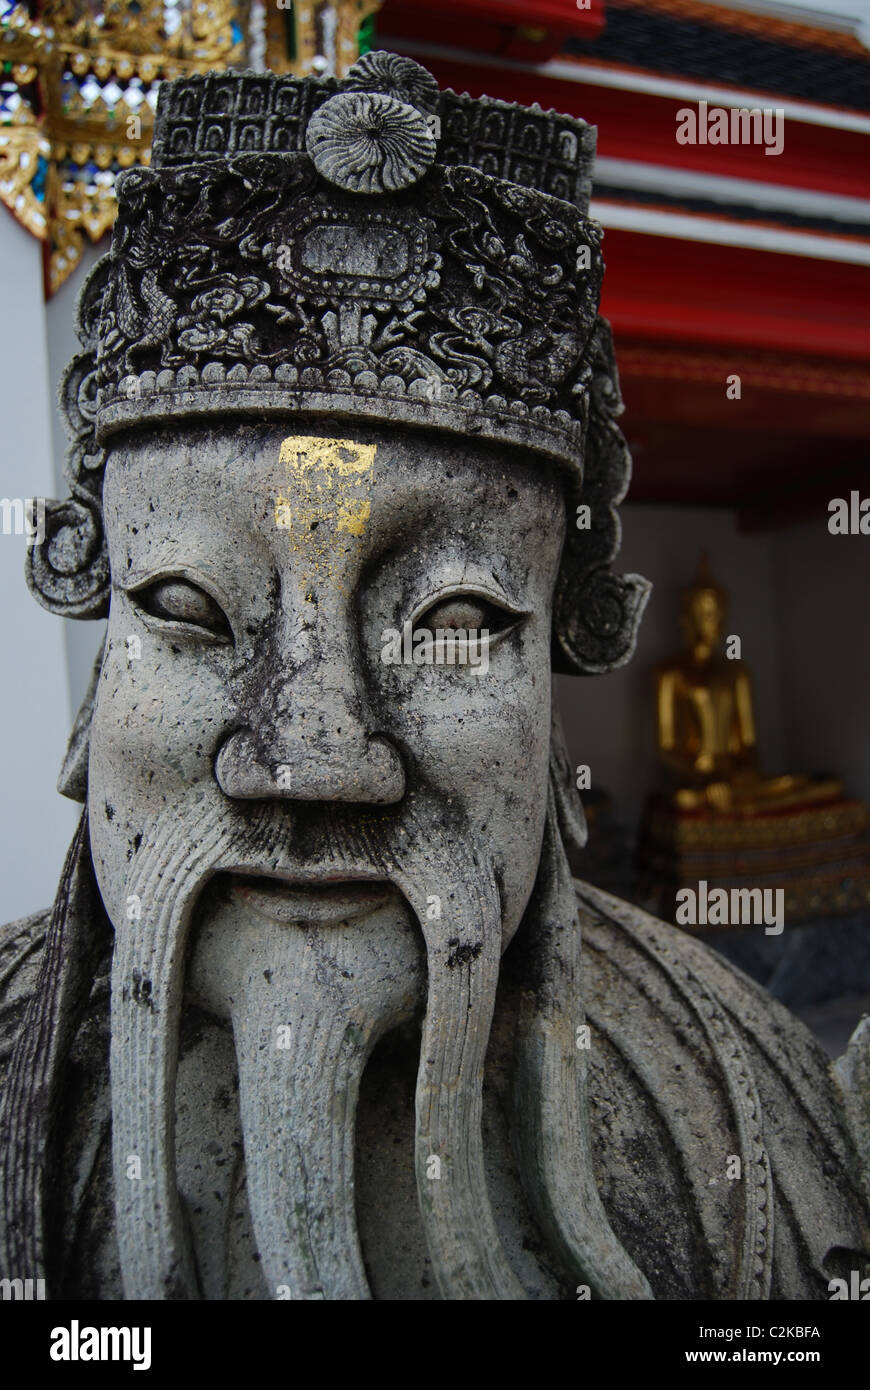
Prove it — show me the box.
[553,317,651,676]
[58,637,105,802]
[555,565,650,676]
[26,497,109,620]
[27,256,111,622]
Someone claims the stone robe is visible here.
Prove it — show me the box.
[1,877,866,1299]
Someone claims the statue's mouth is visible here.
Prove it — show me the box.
[228,870,395,925]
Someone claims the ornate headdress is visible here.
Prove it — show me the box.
[29,51,648,682]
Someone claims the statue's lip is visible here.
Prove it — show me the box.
[228,871,395,925]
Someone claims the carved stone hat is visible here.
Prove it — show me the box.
[30,51,649,679]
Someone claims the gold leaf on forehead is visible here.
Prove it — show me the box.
[274,437,377,587]
[278,436,377,479]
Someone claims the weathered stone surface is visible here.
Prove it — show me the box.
[1,52,868,1300]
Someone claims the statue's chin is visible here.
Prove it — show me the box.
[178,880,424,1300]
[186,875,419,1020]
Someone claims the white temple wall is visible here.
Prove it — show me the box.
[772,522,870,807]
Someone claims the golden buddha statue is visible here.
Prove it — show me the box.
[640,554,870,926]
[656,555,841,814]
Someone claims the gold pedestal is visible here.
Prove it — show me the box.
[640,790,870,925]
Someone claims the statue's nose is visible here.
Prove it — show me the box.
[214,701,405,805]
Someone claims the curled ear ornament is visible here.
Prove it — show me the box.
[554,317,651,675]
[26,255,112,621]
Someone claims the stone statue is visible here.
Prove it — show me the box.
[656,554,841,814]
[1,54,869,1300]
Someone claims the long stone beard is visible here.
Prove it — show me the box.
[109,784,526,1300]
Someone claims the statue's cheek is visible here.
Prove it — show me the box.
[90,629,236,806]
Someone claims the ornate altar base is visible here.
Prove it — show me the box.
[639,790,870,924]
[637,791,870,1006]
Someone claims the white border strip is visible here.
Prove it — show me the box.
[594,157,870,223]
[590,199,870,262]
[384,38,870,135]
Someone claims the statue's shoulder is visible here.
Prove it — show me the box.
[574,877,833,1082]
[0,909,50,1067]
[573,879,870,1299]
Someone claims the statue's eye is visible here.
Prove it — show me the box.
[416,594,520,635]
[134,579,233,642]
